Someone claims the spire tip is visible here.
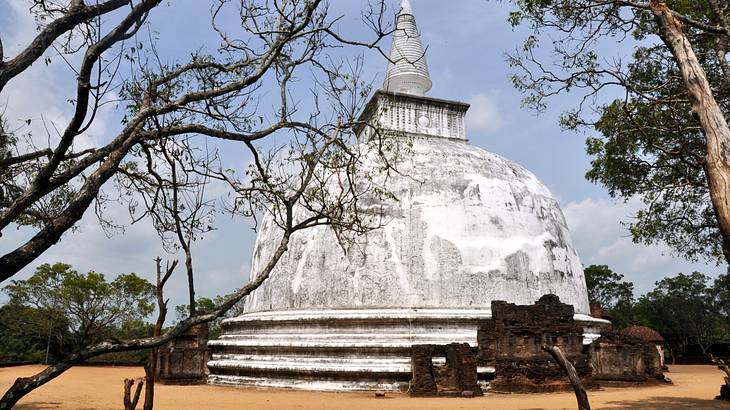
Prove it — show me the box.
[384,0,431,96]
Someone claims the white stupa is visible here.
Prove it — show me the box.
[208,0,606,391]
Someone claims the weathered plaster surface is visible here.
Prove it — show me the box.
[209,1,595,391]
[244,134,590,315]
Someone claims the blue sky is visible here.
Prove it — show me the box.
[1,0,726,311]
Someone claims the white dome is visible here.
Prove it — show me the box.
[209,5,598,390]
[244,135,591,315]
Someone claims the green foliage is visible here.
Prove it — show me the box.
[0,303,70,363]
[584,265,634,308]
[584,264,730,359]
[713,271,730,322]
[0,116,19,209]
[583,264,635,329]
[175,296,223,338]
[633,272,727,358]
[0,115,81,231]
[174,297,217,322]
[3,263,156,353]
[507,0,730,263]
[90,320,154,365]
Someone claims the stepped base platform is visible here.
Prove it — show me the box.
[207,308,609,391]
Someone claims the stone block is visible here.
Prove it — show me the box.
[157,323,210,385]
[587,331,664,383]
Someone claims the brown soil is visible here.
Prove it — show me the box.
[1,365,729,409]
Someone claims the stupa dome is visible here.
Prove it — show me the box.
[244,126,590,315]
[208,0,601,391]
[621,326,665,344]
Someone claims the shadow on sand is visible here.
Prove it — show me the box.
[15,402,63,410]
[602,396,730,409]
[16,402,99,410]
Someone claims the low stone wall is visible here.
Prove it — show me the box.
[477,295,593,392]
[157,324,209,385]
[409,343,483,397]
[587,332,664,383]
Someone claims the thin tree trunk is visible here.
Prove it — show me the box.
[649,1,730,265]
[143,258,176,410]
[542,345,590,410]
[142,362,155,410]
[44,316,53,365]
[184,248,195,317]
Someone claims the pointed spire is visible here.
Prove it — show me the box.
[383,0,432,96]
[399,0,413,16]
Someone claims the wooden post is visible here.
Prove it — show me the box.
[542,344,590,410]
[123,378,144,410]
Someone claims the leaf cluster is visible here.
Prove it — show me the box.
[3,263,156,350]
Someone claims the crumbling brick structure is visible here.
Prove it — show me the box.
[157,323,209,385]
[409,343,483,396]
[477,294,593,392]
[587,331,664,383]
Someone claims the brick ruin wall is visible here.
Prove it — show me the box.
[587,332,664,383]
[476,294,593,392]
[157,324,210,385]
[409,343,483,396]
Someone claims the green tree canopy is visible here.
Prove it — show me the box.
[635,272,726,358]
[4,263,155,350]
[174,297,218,323]
[0,303,70,363]
[508,0,730,264]
[174,296,231,338]
[584,265,635,309]
[583,264,635,329]
[713,271,730,322]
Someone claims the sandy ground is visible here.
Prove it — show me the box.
[2,365,730,409]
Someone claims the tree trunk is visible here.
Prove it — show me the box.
[142,360,155,410]
[185,249,196,317]
[123,378,144,410]
[542,345,591,410]
[143,257,175,410]
[649,1,730,266]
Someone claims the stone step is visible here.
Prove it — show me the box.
[207,355,493,374]
[222,309,493,324]
[210,353,415,365]
[220,324,476,335]
[208,358,411,374]
[207,343,413,357]
[207,374,405,392]
[215,332,473,342]
[208,337,475,349]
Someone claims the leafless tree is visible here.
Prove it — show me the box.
[0,0,402,407]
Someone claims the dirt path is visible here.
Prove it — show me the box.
[1,365,729,409]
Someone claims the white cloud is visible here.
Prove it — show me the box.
[465,92,504,135]
[1,1,112,152]
[563,197,725,294]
